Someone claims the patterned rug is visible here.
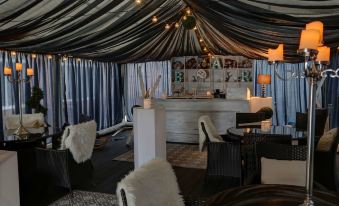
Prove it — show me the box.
[49,190,118,206]
[113,143,207,169]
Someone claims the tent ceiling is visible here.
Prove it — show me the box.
[0,0,338,62]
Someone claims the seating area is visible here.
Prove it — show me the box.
[0,1,339,206]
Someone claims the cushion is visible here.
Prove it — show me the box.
[261,157,306,187]
[116,159,185,206]
[5,113,46,129]
[198,115,224,151]
[316,128,338,152]
[60,120,97,163]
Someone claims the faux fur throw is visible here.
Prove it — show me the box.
[60,120,97,163]
[5,113,46,129]
[116,159,185,206]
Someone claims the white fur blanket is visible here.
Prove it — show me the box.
[5,113,46,129]
[60,120,97,163]
[116,159,184,206]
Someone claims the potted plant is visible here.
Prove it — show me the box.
[27,86,47,115]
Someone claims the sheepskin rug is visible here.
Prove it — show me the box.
[116,159,185,206]
[60,120,97,163]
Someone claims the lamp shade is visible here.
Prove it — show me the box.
[306,21,324,44]
[299,29,320,50]
[316,46,330,62]
[268,44,284,62]
[257,74,271,85]
[27,68,34,76]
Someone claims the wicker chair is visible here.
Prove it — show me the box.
[201,122,242,183]
[236,112,265,128]
[245,143,307,185]
[314,128,339,191]
[243,133,292,184]
[296,108,328,137]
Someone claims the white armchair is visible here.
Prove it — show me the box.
[116,159,185,206]
[198,115,224,151]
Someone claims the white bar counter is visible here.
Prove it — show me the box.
[155,98,249,143]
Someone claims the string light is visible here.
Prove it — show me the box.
[165,24,171,30]
[135,0,141,4]
[199,38,203,43]
[193,26,197,30]
[32,54,37,58]
[183,15,187,20]
[76,58,81,62]
[11,51,16,56]
[62,56,68,61]
[186,7,191,15]
[175,22,179,28]
[47,54,52,59]
[152,16,158,23]
[203,47,208,52]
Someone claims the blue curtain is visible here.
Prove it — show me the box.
[253,60,309,126]
[326,51,339,128]
[123,61,171,120]
[63,59,123,130]
[0,51,65,130]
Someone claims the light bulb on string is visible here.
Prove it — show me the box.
[32,54,37,58]
[47,54,52,59]
[135,0,141,4]
[199,38,203,43]
[11,51,16,56]
[62,56,68,61]
[183,15,187,20]
[76,58,81,62]
[186,7,191,15]
[165,24,171,30]
[203,47,208,52]
[193,26,197,30]
[152,16,158,23]
[175,22,180,28]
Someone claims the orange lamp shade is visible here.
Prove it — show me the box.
[306,21,324,44]
[257,74,271,85]
[299,29,320,50]
[4,67,12,76]
[268,44,284,62]
[316,46,330,62]
[27,68,34,76]
[16,63,23,71]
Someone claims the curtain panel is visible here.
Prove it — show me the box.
[253,60,309,126]
[63,59,123,130]
[123,61,171,120]
[326,51,339,128]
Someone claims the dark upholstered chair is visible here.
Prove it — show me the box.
[35,119,96,192]
[236,112,265,128]
[245,143,307,185]
[296,108,328,137]
[314,128,339,191]
[201,122,242,184]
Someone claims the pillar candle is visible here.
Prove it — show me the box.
[4,67,12,76]
[27,68,34,76]
[316,46,330,62]
[306,21,324,44]
[299,29,320,50]
[15,63,22,71]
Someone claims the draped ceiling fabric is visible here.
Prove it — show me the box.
[0,0,338,62]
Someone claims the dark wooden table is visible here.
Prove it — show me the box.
[227,125,306,140]
[205,184,339,206]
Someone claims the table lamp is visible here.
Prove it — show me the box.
[257,74,271,97]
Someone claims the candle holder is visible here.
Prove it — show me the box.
[4,65,34,139]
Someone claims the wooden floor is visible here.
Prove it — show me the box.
[29,130,339,205]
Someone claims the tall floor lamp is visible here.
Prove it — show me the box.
[268,21,339,206]
[3,63,34,138]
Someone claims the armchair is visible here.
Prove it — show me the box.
[35,120,97,192]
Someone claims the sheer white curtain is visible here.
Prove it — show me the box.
[123,61,171,120]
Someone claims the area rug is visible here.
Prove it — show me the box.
[49,190,118,206]
[113,143,207,169]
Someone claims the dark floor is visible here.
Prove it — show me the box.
[29,130,339,205]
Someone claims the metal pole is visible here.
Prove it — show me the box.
[304,76,317,206]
